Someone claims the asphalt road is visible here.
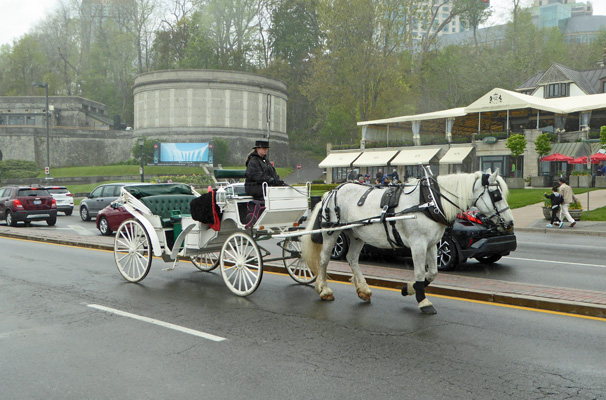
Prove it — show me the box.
[10,214,606,293]
[1,237,605,399]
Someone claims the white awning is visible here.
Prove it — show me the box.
[318,151,362,168]
[390,148,440,166]
[439,147,474,164]
[464,88,563,114]
[357,107,467,126]
[352,150,399,167]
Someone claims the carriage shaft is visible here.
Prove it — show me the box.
[272,215,417,238]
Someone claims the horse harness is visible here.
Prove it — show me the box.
[313,172,449,249]
[473,174,510,226]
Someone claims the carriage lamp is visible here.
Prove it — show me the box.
[215,187,227,210]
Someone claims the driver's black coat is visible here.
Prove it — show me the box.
[244,151,282,199]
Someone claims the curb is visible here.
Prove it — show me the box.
[514,227,606,237]
[2,230,605,319]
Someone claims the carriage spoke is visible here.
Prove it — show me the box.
[282,238,316,284]
[114,220,152,283]
[220,232,263,296]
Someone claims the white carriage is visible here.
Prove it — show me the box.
[112,177,315,296]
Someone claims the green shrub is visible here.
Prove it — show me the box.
[0,160,40,179]
[155,174,214,185]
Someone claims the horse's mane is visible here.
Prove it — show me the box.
[436,171,509,223]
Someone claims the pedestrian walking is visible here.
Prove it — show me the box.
[557,178,576,228]
[544,186,563,228]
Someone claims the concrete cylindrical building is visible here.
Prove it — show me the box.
[133,70,289,166]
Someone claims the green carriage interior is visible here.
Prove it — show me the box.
[124,183,196,227]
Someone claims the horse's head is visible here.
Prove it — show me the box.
[472,168,514,232]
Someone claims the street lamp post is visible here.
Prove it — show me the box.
[138,138,145,182]
[32,82,50,178]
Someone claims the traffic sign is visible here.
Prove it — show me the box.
[45,167,49,175]
[297,164,301,170]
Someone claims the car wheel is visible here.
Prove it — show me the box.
[64,209,73,216]
[437,236,458,271]
[475,255,502,264]
[6,211,18,227]
[331,233,348,260]
[98,217,112,236]
[46,216,57,226]
[80,206,91,221]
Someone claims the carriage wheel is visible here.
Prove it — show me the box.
[114,219,152,283]
[220,232,263,296]
[282,238,316,284]
[191,252,220,272]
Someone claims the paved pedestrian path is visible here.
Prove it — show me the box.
[1,214,605,319]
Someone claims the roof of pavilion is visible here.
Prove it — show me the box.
[357,88,606,128]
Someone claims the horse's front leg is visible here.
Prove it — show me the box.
[402,244,437,314]
[345,238,371,302]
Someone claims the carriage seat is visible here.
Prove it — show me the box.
[139,194,197,227]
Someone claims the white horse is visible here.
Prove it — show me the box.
[301,168,514,314]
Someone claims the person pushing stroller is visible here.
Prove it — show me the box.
[544,186,563,228]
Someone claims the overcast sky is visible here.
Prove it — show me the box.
[1,0,606,48]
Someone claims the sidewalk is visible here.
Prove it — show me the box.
[512,189,606,236]
[1,193,606,318]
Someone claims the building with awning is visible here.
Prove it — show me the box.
[319,62,606,185]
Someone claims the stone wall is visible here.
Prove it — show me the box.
[0,127,133,167]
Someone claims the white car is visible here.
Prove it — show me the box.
[44,186,74,216]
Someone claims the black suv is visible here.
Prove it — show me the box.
[0,185,58,226]
[331,210,517,271]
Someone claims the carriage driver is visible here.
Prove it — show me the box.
[244,140,285,199]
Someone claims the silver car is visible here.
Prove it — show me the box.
[79,182,145,221]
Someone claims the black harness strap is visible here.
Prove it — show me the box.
[357,186,375,206]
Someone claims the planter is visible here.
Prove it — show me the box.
[595,176,606,188]
[568,175,579,187]
[578,175,591,188]
[543,207,583,221]
[506,177,525,189]
[531,176,551,187]
[569,208,583,221]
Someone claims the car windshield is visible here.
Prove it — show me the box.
[18,189,51,196]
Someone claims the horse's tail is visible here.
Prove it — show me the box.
[301,201,323,276]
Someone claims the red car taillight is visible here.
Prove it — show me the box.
[13,199,23,208]
[66,193,73,197]
[51,199,57,208]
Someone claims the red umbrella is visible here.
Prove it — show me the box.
[590,152,606,163]
[541,153,574,162]
[568,156,587,164]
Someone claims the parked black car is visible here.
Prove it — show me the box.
[0,185,57,226]
[331,209,517,271]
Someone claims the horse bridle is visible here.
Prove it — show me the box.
[473,174,510,226]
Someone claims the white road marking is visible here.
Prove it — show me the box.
[87,304,227,342]
[507,256,606,268]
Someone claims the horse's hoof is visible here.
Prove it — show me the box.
[357,291,371,302]
[418,298,437,314]
[321,294,335,301]
[420,304,437,314]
